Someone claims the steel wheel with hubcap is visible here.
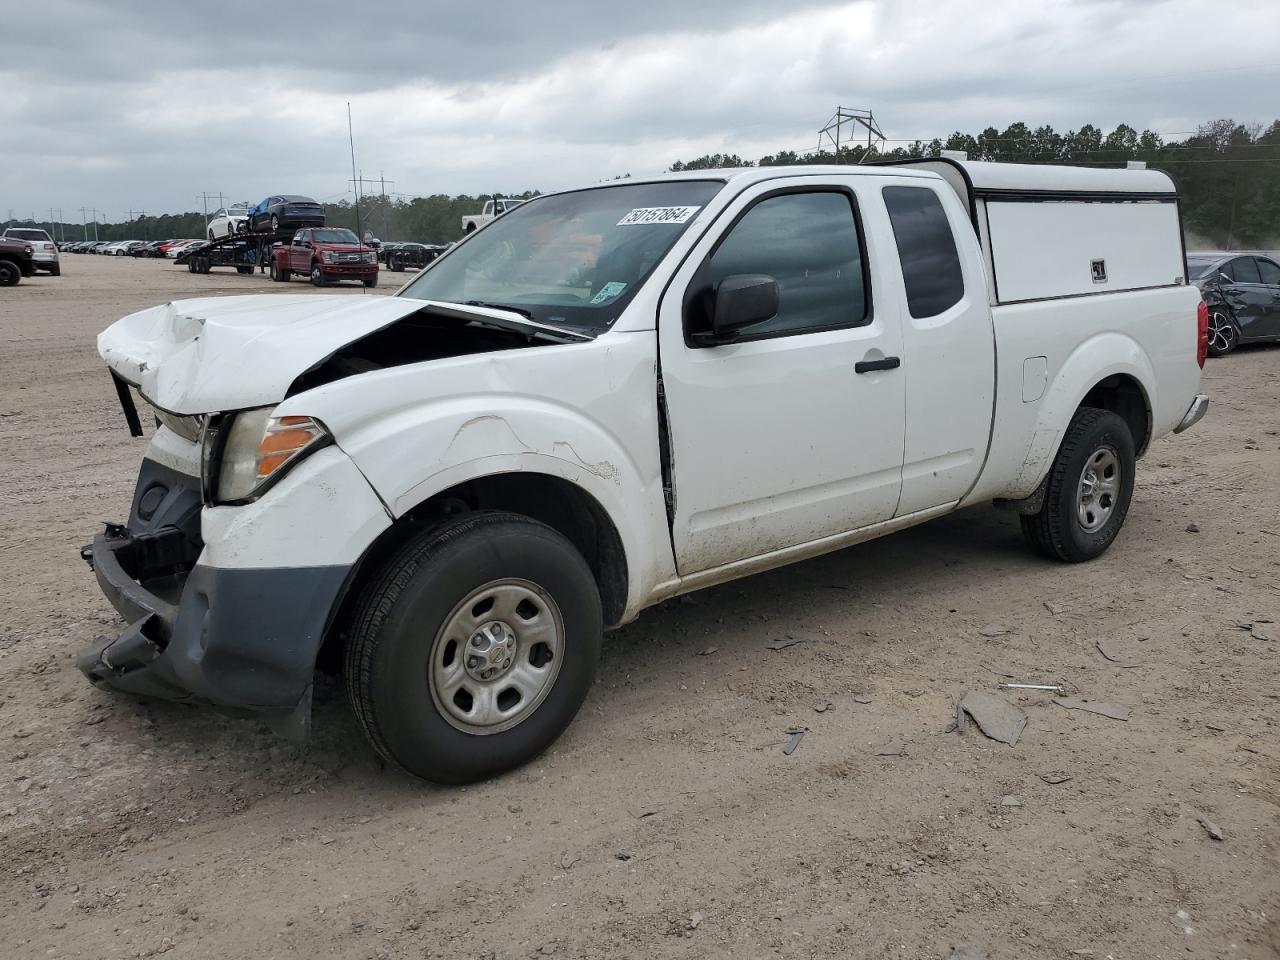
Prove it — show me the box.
[1207,308,1237,356]
[430,579,564,735]
[344,511,602,784]
[1021,406,1136,562]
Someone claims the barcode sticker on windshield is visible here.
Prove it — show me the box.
[617,206,701,226]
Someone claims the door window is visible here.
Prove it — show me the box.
[688,190,868,342]
[1255,258,1280,286]
[882,186,965,318]
[1228,257,1261,284]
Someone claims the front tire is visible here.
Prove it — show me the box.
[344,512,603,784]
[1020,407,1135,562]
[363,273,378,288]
[310,263,325,286]
[271,214,281,233]
[1207,307,1238,356]
[0,260,20,286]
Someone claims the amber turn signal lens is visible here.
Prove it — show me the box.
[255,417,326,479]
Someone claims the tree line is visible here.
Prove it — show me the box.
[9,119,1277,250]
[670,119,1280,249]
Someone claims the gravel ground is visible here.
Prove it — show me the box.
[1,254,1278,960]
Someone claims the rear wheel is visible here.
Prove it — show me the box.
[271,214,281,232]
[1020,407,1136,562]
[1207,307,1238,356]
[49,264,60,277]
[208,229,216,241]
[0,260,20,286]
[236,265,253,275]
[344,512,603,784]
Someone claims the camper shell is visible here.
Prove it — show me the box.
[887,156,1186,305]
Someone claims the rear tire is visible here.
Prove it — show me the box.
[236,265,253,275]
[344,512,603,784]
[1020,407,1135,562]
[49,264,60,277]
[1207,307,1238,357]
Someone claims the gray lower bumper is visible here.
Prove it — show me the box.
[77,455,351,719]
[1173,393,1209,434]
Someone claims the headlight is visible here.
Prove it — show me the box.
[322,251,336,264]
[203,407,330,503]
[362,251,376,264]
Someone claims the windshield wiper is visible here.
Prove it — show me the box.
[463,300,535,320]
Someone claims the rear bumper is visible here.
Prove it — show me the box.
[1173,393,1209,434]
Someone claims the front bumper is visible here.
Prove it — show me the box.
[79,528,349,714]
[1173,393,1209,434]
[77,453,354,718]
[319,262,377,277]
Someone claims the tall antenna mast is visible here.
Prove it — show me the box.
[347,102,365,250]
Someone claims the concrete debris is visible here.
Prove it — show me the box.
[873,741,905,757]
[958,692,1027,747]
[783,728,806,756]
[1196,815,1224,841]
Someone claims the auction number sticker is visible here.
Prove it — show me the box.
[617,206,701,226]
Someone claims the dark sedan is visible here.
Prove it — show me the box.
[1188,252,1280,356]
[248,195,326,234]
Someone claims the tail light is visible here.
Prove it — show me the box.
[1196,301,1208,368]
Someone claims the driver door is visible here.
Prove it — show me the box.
[657,180,906,575]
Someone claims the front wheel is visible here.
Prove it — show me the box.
[1020,407,1136,562]
[1207,307,1238,356]
[363,273,378,288]
[344,512,603,784]
[310,263,325,286]
[0,260,20,286]
[270,214,280,232]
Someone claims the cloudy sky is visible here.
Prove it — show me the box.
[5,0,1279,221]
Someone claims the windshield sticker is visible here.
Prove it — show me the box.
[616,206,701,226]
[589,281,628,305]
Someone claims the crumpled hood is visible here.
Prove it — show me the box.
[97,294,572,415]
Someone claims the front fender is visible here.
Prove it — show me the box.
[1009,333,1155,497]
[307,396,675,620]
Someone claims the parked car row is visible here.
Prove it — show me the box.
[378,241,447,271]
[61,238,205,258]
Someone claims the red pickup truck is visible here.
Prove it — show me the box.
[269,227,379,287]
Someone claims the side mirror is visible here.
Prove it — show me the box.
[711,274,780,340]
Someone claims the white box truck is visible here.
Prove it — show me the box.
[81,158,1208,783]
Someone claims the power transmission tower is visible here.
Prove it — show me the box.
[818,106,887,161]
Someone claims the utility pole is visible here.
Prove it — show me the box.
[199,192,222,233]
[347,103,365,252]
[80,207,88,242]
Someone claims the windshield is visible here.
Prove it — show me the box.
[7,229,50,241]
[311,229,360,244]
[401,180,724,332]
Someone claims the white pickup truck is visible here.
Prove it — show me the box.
[461,197,525,234]
[81,158,1208,783]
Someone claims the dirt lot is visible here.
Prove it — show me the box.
[1,253,1277,960]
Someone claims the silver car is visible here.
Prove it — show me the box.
[1,228,60,276]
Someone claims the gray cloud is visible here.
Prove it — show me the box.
[4,0,1279,221]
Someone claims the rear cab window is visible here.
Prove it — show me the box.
[685,190,869,343]
[882,186,965,318]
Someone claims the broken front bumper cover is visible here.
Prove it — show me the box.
[79,524,350,727]
[1173,393,1209,434]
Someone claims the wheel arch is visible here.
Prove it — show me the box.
[317,471,630,674]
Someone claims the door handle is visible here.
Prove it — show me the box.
[855,356,901,374]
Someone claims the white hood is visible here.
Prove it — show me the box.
[98,294,578,415]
